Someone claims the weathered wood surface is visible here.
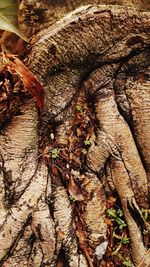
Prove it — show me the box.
[19,0,150,38]
[0,2,150,267]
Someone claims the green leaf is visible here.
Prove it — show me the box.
[117,209,124,217]
[118,253,123,261]
[116,217,127,228]
[51,148,59,159]
[112,243,122,255]
[0,0,28,41]
[123,259,133,267]
[84,137,91,146]
[121,237,130,245]
[107,208,117,218]
[141,209,148,222]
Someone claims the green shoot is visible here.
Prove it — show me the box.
[107,208,127,229]
[84,137,91,146]
[51,148,59,159]
[123,258,133,267]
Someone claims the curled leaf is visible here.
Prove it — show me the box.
[6,54,44,110]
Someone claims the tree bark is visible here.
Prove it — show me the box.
[0,1,150,267]
[18,0,150,38]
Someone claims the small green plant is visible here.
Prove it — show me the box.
[122,258,133,267]
[84,137,91,146]
[107,208,127,229]
[118,253,123,261]
[69,195,76,203]
[51,148,59,159]
[107,207,131,260]
[117,254,133,266]
[112,235,130,255]
[141,208,149,222]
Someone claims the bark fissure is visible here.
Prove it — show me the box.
[0,3,150,267]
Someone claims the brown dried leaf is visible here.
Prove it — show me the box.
[0,32,28,55]
[76,127,82,137]
[108,196,117,204]
[104,218,113,226]
[68,176,84,201]
[68,136,74,144]
[5,54,44,110]
[52,166,59,175]
[57,230,65,239]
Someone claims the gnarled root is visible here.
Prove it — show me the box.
[86,66,149,265]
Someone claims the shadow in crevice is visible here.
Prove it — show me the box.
[56,249,69,267]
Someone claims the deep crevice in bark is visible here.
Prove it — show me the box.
[0,3,150,267]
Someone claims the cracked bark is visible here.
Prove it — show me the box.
[0,1,150,267]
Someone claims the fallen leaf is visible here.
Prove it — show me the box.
[108,196,117,204]
[95,241,108,260]
[70,169,80,177]
[104,217,113,226]
[68,176,84,201]
[52,166,59,175]
[57,230,65,238]
[0,31,28,54]
[76,128,82,136]
[6,54,44,110]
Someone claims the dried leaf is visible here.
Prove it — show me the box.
[82,148,88,155]
[76,128,82,137]
[0,0,28,42]
[104,218,113,226]
[6,55,44,110]
[76,228,87,242]
[70,169,80,177]
[108,196,117,204]
[52,166,59,175]
[95,241,108,260]
[68,176,84,201]
[0,31,28,54]
[57,230,65,238]
[68,136,74,144]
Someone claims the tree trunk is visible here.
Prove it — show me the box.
[0,1,150,267]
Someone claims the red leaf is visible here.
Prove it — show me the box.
[6,54,44,110]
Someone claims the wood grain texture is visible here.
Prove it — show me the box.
[0,3,150,266]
